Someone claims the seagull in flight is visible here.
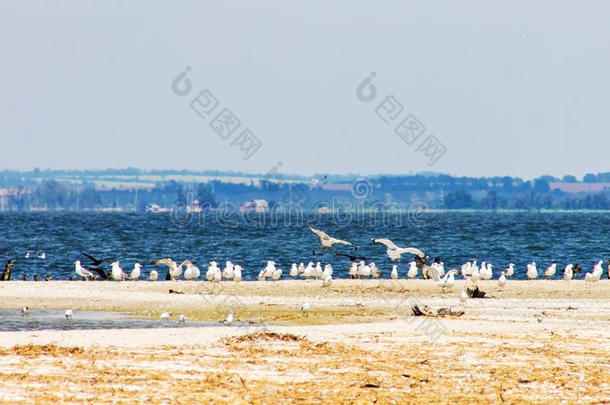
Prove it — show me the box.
[371,238,427,262]
[79,250,110,280]
[308,226,352,249]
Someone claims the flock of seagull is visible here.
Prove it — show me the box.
[65,226,610,291]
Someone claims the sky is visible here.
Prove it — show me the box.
[1,1,609,180]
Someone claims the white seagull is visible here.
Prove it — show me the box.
[183,262,200,280]
[233,265,243,282]
[504,263,515,277]
[151,258,187,280]
[149,270,159,281]
[436,270,458,291]
[221,311,234,324]
[543,263,556,278]
[64,309,73,319]
[526,262,538,280]
[371,238,426,262]
[322,275,332,287]
[407,261,418,279]
[74,260,97,281]
[110,261,128,281]
[498,271,507,290]
[160,311,171,321]
[129,263,142,280]
[563,264,574,280]
[308,226,352,248]
[390,264,398,280]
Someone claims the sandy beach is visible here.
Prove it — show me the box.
[0,279,608,403]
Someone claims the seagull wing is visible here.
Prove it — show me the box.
[151,258,174,268]
[371,238,399,250]
[399,247,427,258]
[308,226,330,241]
[179,260,192,267]
[329,237,352,246]
[89,266,109,280]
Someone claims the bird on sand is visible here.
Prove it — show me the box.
[160,311,171,321]
[322,275,332,287]
[150,258,188,280]
[498,271,507,290]
[460,289,468,303]
[221,311,234,324]
[149,270,158,281]
[300,302,311,312]
[390,264,398,280]
[371,238,427,262]
[110,262,129,281]
[407,261,418,279]
[21,306,30,316]
[129,263,142,280]
[183,261,200,280]
[563,264,574,280]
[64,309,73,320]
[308,226,352,248]
[177,314,186,323]
[543,263,556,278]
[233,265,243,282]
[526,262,538,280]
[74,260,97,281]
[504,263,515,277]
[436,269,458,291]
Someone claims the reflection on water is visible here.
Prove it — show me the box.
[0,308,219,332]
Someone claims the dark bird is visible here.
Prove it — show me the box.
[1,259,16,281]
[69,275,77,281]
[21,274,26,281]
[33,273,40,281]
[333,251,370,262]
[79,250,110,280]
[80,250,110,266]
[45,274,52,281]
[573,263,582,277]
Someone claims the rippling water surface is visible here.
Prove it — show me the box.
[0,212,608,280]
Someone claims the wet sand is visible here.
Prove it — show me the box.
[0,279,608,403]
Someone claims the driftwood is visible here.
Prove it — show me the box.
[411,304,464,317]
[466,285,487,298]
[1,260,15,281]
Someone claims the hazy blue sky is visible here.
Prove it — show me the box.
[1,1,609,179]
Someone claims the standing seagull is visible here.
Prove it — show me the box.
[526,262,538,280]
[149,270,159,281]
[110,262,129,281]
[543,263,556,278]
[150,258,187,281]
[129,263,142,280]
[371,238,427,262]
[308,226,352,249]
[498,271,507,290]
[390,265,398,280]
[183,261,200,280]
[74,260,97,281]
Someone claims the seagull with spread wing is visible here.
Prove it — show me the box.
[308,226,352,249]
[150,258,188,280]
[371,238,427,262]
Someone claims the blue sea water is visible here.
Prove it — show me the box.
[0,211,608,281]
